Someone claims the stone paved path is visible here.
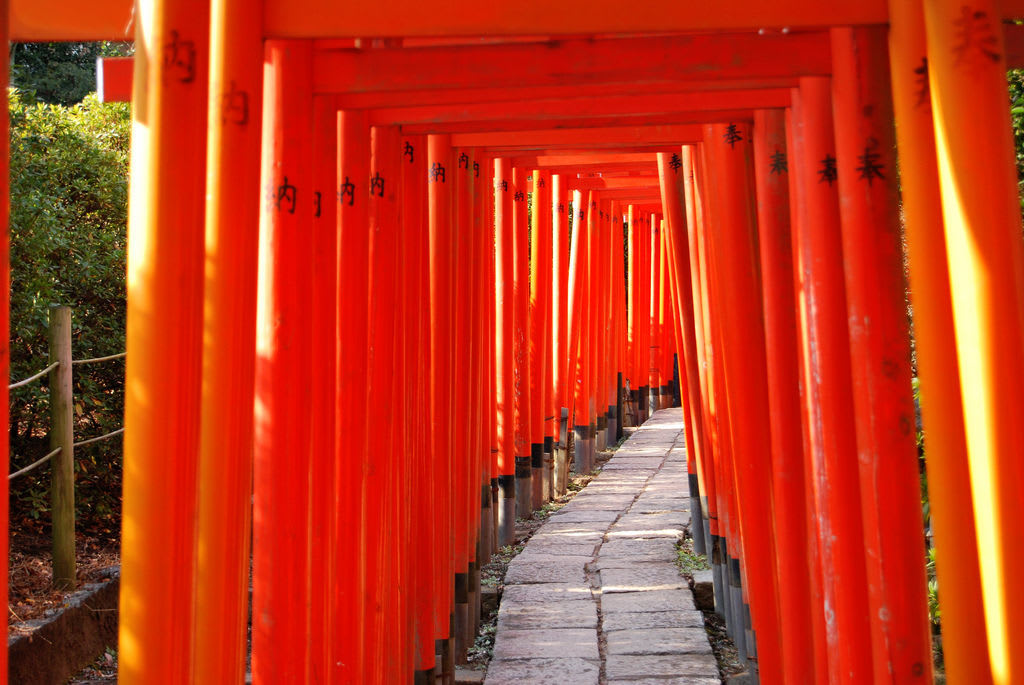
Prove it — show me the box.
[484,408,720,685]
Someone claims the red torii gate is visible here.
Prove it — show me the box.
[5,1,1024,685]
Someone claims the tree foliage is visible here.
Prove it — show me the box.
[8,88,130,530]
[1009,69,1024,214]
[10,42,132,107]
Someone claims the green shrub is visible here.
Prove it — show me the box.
[8,88,130,533]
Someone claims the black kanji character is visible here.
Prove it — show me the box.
[276,176,297,214]
[818,154,838,186]
[163,30,196,83]
[403,142,414,163]
[558,203,565,214]
[914,57,930,108]
[514,191,525,202]
[538,176,546,188]
[669,153,682,173]
[339,176,356,206]
[430,162,446,183]
[578,209,585,220]
[458,152,469,169]
[856,139,886,185]
[498,179,508,192]
[953,6,1001,66]
[769,149,788,175]
[473,161,480,178]
[723,123,743,148]
[314,191,322,218]
[220,80,248,125]
[370,171,385,198]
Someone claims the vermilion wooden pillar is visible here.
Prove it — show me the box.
[680,146,717,559]
[252,39,314,683]
[468,147,488,643]
[636,209,651,423]
[119,1,208,680]
[887,1,992,680]
[529,170,553,506]
[396,133,418,683]
[541,176,557,501]
[309,95,338,685]
[656,225,670,405]
[584,192,600,469]
[568,189,591,472]
[485,157,500,553]
[494,157,516,545]
[512,166,533,516]
[751,108,814,682]
[403,133,437,682]
[791,77,873,682]
[685,145,725,617]
[551,174,570,494]
[784,97,829,683]
[602,201,618,445]
[591,194,608,452]
[695,139,747,657]
[427,134,455,676]
[924,1,1024,678]
[831,26,934,683]
[626,203,640,423]
[610,202,627,444]
[335,108,370,684]
[192,0,261,679]
[649,217,662,411]
[365,124,403,685]
[452,144,474,663]
[657,150,709,557]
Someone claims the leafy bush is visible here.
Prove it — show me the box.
[8,88,130,533]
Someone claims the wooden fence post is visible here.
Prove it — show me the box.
[48,304,74,589]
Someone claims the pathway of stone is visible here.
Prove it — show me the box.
[484,408,719,685]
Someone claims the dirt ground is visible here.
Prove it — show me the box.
[8,530,119,637]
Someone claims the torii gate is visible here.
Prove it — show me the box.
[5,2,1024,685]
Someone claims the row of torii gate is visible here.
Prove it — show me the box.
[3,1,1024,684]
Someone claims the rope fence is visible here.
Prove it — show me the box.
[7,306,126,587]
[8,361,59,390]
[72,351,127,366]
[73,427,125,449]
[8,447,61,481]
[7,344,125,480]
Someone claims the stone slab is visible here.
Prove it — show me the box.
[559,499,634,511]
[605,627,713,656]
[504,560,588,585]
[606,522,686,540]
[502,582,593,603]
[497,600,599,630]
[605,654,719,680]
[607,678,719,685]
[629,498,690,514]
[484,657,600,685]
[547,509,621,523]
[601,589,697,613]
[616,511,690,528]
[518,541,599,557]
[529,531,606,546]
[599,565,688,593]
[602,609,705,631]
[512,553,594,566]
[599,538,678,562]
[492,628,599,660]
